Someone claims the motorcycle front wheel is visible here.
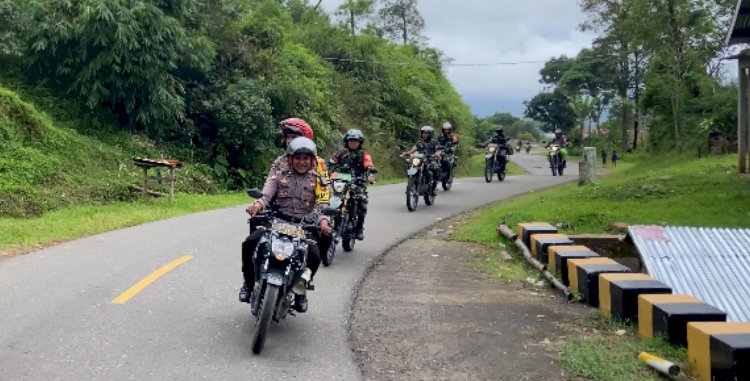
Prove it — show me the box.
[406,176,419,211]
[424,179,436,205]
[484,158,494,183]
[322,238,336,266]
[252,284,279,354]
[550,157,558,176]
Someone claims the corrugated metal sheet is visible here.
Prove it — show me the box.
[628,225,750,322]
[727,0,750,45]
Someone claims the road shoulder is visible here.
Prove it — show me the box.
[348,225,590,381]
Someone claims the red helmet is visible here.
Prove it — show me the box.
[279,118,314,140]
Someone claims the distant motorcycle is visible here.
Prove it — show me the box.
[525,144,531,154]
[403,151,438,211]
[548,144,565,176]
[484,143,509,182]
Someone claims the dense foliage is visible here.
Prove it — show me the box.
[0,0,475,202]
[524,0,738,153]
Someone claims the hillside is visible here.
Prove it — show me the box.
[0,86,215,218]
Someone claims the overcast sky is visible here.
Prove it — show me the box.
[319,0,596,118]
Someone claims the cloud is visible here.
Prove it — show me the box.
[319,0,595,117]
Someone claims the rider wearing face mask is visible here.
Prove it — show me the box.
[328,129,376,240]
[241,137,333,313]
[271,118,329,180]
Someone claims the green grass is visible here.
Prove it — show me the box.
[450,154,750,244]
[560,315,694,381]
[0,192,248,256]
[0,84,219,218]
[468,241,535,283]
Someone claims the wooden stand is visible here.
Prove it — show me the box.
[132,158,182,203]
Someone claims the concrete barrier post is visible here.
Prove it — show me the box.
[579,147,597,185]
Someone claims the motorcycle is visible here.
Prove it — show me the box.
[484,143,509,182]
[404,151,439,211]
[245,190,331,354]
[439,149,457,191]
[323,167,377,265]
[525,144,531,154]
[548,144,565,176]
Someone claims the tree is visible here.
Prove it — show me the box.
[337,0,375,35]
[378,0,424,45]
[539,55,574,89]
[580,0,642,150]
[29,0,196,132]
[0,0,31,57]
[524,90,576,132]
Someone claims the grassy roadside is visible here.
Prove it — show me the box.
[559,315,693,381]
[0,192,248,257]
[450,154,749,244]
[0,152,510,258]
[447,153,747,381]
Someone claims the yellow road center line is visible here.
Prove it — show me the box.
[112,255,193,304]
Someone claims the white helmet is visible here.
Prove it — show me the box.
[286,137,317,157]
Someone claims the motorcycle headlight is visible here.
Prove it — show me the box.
[411,158,422,167]
[333,181,346,193]
[552,146,559,152]
[271,237,295,261]
[488,146,497,153]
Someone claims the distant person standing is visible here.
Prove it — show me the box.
[601,150,607,167]
[611,151,619,167]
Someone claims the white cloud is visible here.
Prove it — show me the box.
[319,0,595,116]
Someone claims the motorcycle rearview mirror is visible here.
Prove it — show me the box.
[247,188,263,199]
[368,167,378,174]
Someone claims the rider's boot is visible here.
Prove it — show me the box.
[239,283,252,303]
[292,268,312,313]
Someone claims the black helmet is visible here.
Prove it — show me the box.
[343,129,365,145]
[420,126,434,136]
[286,136,317,157]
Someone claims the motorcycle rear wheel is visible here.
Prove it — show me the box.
[252,284,279,354]
[406,176,419,211]
[441,169,453,191]
[484,158,494,183]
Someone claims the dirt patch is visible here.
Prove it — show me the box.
[349,235,590,381]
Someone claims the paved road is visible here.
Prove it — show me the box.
[0,150,575,380]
